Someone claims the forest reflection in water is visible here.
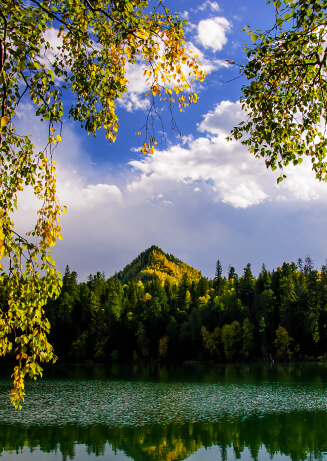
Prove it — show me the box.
[0,362,327,461]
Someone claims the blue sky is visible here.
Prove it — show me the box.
[15,0,327,281]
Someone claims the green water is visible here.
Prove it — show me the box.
[1,362,327,461]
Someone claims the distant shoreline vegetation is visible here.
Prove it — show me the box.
[1,246,326,364]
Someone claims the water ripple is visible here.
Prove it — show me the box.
[1,378,327,427]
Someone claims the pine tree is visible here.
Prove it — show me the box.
[214,260,223,294]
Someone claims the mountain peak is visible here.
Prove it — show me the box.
[116,246,202,285]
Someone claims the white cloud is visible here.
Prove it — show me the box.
[198,99,243,135]
[128,134,271,209]
[116,62,150,112]
[192,1,221,13]
[128,100,327,209]
[221,182,268,208]
[118,92,150,112]
[39,27,63,68]
[208,2,221,12]
[277,157,324,202]
[124,62,149,94]
[63,183,122,209]
[162,200,174,206]
[197,17,231,52]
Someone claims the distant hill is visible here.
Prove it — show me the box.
[116,245,202,285]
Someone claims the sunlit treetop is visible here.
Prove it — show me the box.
[230,0,327,183]
[0,0,206,408]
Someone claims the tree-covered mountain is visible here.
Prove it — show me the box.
[115,245,202,285]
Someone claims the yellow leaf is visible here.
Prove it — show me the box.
[1,116,10,128]
[56,135,62,142]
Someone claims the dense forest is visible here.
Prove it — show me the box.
[3,246,327,364]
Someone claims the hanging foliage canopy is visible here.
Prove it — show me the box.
[0,0,205,408]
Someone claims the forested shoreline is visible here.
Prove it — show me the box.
[2,247,327,364]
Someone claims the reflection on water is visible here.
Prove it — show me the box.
[0,363,327,461]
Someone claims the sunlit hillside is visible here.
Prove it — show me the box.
[116,245,202,286]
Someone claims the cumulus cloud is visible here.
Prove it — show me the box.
[197,17,231,52]
[128,134,271,209]
[128,100,327,209]
[198,99,243,135]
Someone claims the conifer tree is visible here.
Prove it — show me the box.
[214,260,223,294]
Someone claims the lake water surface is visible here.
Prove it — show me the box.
[0,362,327,461]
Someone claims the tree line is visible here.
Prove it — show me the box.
[10,255,324,364]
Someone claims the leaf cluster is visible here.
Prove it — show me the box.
[231,0,327,183]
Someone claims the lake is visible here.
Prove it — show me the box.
[0,362,327,461]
